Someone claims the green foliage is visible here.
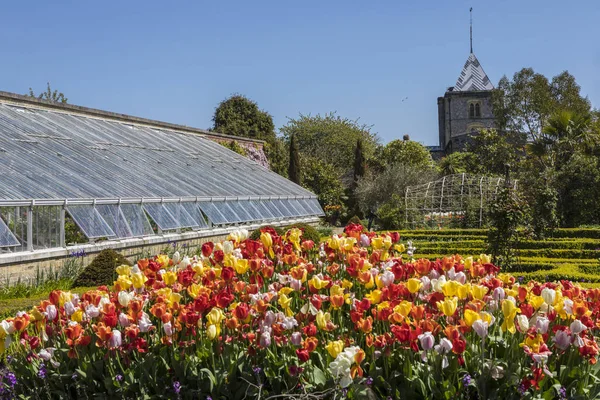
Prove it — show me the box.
[379,139,434,170]
[212,94,275,142]
[248,225,285,241]
[265,136,288,177]
[465,129,526,175]
[437,151,479,175]
[375,194,406,230]
[347,215,362,225]
[27,82,68,104]
[222,140,247,156]
[72,249,132,288]
[280,112,379,175]
[288,133,300,184]
[300,155,346,209]
[353,138,365,182]
[65,213,87,245]
[487,183,529,268]
[282,223,321,244]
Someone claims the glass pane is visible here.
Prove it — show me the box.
[96,204,133,238]
[239,200,263,221]
[271,199,296,218]
[163,203,198,228]
[226,201,254,222]
[263,200,286,218]
[143,203,179,231]
[120,204,154,236]
[250,200,276,220]
[305,198,325,215]
[213,202,243,223]
[0,215,20,247]
[198,202,229,225]
[180,202,209,229]
[66,205,116,239]
[285,199,306,217]
[294,199,314,216]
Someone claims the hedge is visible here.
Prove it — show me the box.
[396,228,600,239]
[512,264,600,283]
[72,249,132,288]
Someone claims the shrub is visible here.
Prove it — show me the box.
[316,225,333,238]
[249,225,285,241]
[282,222,321,244]
[72,249,131,288]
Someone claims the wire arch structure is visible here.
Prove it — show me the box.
[404,173,517,229]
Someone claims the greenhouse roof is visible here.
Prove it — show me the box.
[0,91,314,202]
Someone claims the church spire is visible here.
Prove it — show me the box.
[470,7,473,53]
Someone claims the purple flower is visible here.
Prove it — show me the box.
[206,397,212,400]
[115,374,123,382]
[518,276,524,283]
[518,383,527,396]
[558,386,567,400]
[38,363,47,379]
[72,373,78,381]
[462,374,471,387]
[173,381,181,394]
[253,366,262,375]
[365,377,374,386]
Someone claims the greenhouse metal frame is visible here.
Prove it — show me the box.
[0,92,323,257]
[404,173,517,229]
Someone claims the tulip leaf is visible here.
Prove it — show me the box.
[310,366,327,387]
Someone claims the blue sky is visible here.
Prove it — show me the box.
[1,1,598,145]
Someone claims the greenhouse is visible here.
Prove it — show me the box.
[0,91,323,259]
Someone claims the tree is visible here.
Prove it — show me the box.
[379,139,435,170]
[437,152,479,176]
[28,82,68,103]
[465,129,526,176]
[492,68,590,141]
[353,139,365,183]
[211,94,287,175]
[288,134,300,184]
[280,112,379,176]
[212,94,275,141]
[300,155,346,213]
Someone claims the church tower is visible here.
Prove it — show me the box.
[437,9,495,154]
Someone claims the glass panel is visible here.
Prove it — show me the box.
[180,202,209,229]
[239,200,264,221]
[0,214,20,247]
[263,200,286,218]
[142,203,179,231]
[305,198,325,215]
[284,199,307,217]
[96,204,133,238]
[120,204,154,236]
[197,202,229,225]
[226,201,253,223]
[294,199,314,215]
[163,203,198,229]
[271,199,296,218]
[66,205,116,239]
[212,202,243,223]
[250,200,276,220]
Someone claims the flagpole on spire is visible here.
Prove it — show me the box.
[470,7,473,53]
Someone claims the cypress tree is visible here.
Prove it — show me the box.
[353,138,365,182]
[288,133,300,184]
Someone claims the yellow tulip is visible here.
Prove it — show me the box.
[457,283,470,300]
[463,309,481,327]
[260,232,273,248]
[71,310,84,323]
[206,308,225,326]
[341,279,354,290]
[157,254,170,268]
[162,271,177,286]
[520,333,544,353]
[471,285,488,300]
[192,261,205,277]
[278,293,293,312]
[442,281,459,297]
[234,258,249,275]
[316,310,332,330]
[383,235,392,249]
[206,324,219,340]
[116,275,132,290]
[115,265,131,276]
[187,283,202,299]
[529,295,545,310]
[437,297,458,317]
[29,307,44,322]
[309,276,329,290]
[479,254,491,264]
[330,284,344,298]
[407,278,422,294]
[394,244,406,253]
[394,300,413,318]
[327,235,341,250]
[341,237,356,252]
[279,287,295,296]
[464,257,473,270]
[365,290,382,304]
[501,299,520,334]
[131,271,147,289]
[371,237,384,250]
[58,291,73,307]
[288,228,302,251]
[326,340,344,358]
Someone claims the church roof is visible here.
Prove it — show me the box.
[454,53,494,91]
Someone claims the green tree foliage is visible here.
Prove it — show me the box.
[27,82,68,104]
[492,68,590,140]
[211,94,287,175]
[212,94,275,141]
[437,152,479,175]
[288,134,300,184]
[465,129,525,175]
[300,155,346,210]
[353,138,365,183]
[379,139,434,170]
[280,112,379,175]
[223,140,247,156]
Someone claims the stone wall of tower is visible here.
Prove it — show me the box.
[438,90,496,153]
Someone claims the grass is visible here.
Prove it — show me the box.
[0,286,98,319]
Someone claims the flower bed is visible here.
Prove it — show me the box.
[1,225,600,399]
